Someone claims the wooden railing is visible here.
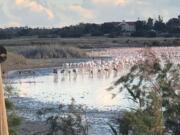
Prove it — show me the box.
[0,46,9,135]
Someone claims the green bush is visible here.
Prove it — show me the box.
[108,48,180,135]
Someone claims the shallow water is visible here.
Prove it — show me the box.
[6,67,133,111]
[7,67,132,135]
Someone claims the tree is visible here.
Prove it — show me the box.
[147,17,154,30]
[135,20,147,32]
[108,48,180,135]
[166,18,180,33]
[132,20,148,37]
[154,15,166,32]
[100,22,121,36]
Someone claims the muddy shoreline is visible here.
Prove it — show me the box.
[10,96,122,135]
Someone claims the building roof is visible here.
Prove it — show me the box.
[126,22,136,25]
[119,21,136,26]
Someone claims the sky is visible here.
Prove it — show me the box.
[0,0,180,28]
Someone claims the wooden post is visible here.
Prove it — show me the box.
[0,46,9,135]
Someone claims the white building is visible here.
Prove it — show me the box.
[119,20,136,32]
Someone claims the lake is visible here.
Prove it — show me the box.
[5,47,180,135]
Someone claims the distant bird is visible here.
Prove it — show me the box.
[106,86,114,91]
[73,69,77,74]
[61,69,65,74]
[113,67,118,72]
[68,70,71,74]
[90,70,93,76]
[97,69,101,73]
[53,69,58,74]
[104,68,109,72]
[18,71,22,75]
[112,94,116,99]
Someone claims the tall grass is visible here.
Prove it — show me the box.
[18,45,87,59]
[2,52,27,72]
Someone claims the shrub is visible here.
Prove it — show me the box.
[108,48,180,135]
[36,99,89,135]
[5,86,21,135]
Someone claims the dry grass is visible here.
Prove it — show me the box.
[2,53,28,72]
[1,37,180,50]
[18,45,87,59]
[1,52,89,72]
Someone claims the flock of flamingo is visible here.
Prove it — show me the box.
[51,47,180,78]
[13,47,180,80]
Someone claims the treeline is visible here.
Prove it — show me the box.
[0,15,180,39]
[0,22,122,39]
[133,15,180,37]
